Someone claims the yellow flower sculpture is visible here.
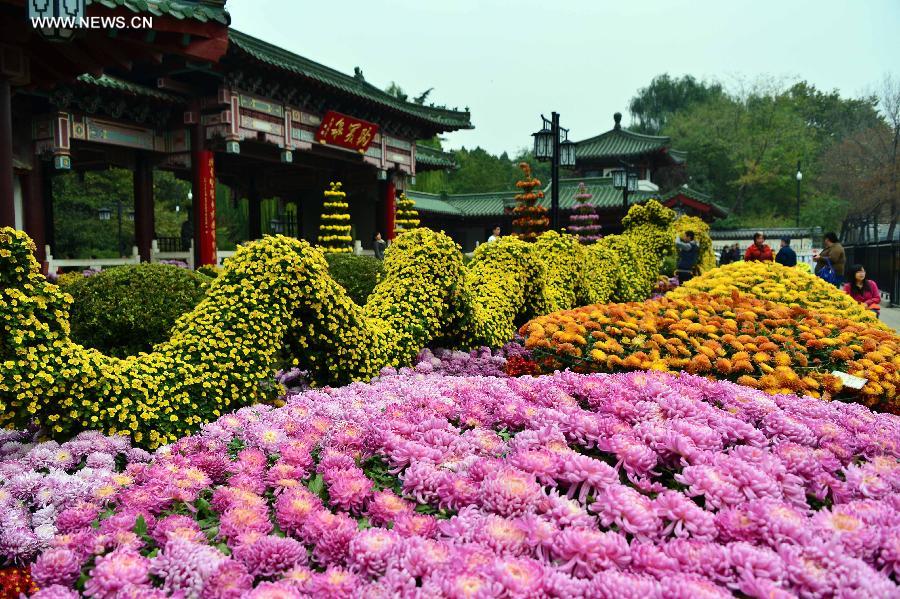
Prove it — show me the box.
[520,292,899,414]
[0,201,674,447]
[394,192,420,235]
[318,181,352,253]
[670,260,883,325]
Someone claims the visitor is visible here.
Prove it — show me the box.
[487,226,501,243]
[674,230,700,284]
[180,215,193,252]
[373,232,386,260]
[732,243,741,261]
[775,237,797,267]
[719,245,734,265]
[814,232,846,286]
[843,264,881,317]
[744,232,774,262]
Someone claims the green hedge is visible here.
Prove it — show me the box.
[324,253,384,305]
[65,264,210,357]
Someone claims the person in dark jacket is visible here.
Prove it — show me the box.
[720,245,734,266]
[373,232,387,260]
[674,231,700,283]
[775,237,797,267]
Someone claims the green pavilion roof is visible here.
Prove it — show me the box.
[87,0,230,24]
[228,30,473,132]
[75,74,183,102]
[409,177,656,217]
[414,144,459,170]
[575,114,685,164]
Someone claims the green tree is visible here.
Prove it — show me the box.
[628,74,725,135]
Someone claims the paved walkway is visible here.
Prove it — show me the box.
[880,305,900,333]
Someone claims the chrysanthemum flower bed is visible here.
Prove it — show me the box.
[520,292,899,413]
[3,370,899,597]
[671,259,882,324]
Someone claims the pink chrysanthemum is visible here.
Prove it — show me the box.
[591,484,659,540]
[200,560,253,599]
[326,470,373,512]
[366,489,413,526]
[347,528,402,576]
[439,569,504,599]
[246,581,304,599]
[392,513,438,538]
[479,467,544,517]
[234,535,308,578]
[29,585,81,599]
[306,567,361,599]
[474,514,529,555]
[83,549,149,599]
[150,515,206,548]
[491,556,546,596]
[30,547,82,588]
[149,538,227,597]
[218,504,273,541]
[274,487,322,536]
[551,528,630,578]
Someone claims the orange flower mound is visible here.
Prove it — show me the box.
[519,291,900,414]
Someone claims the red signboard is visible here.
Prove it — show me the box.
[316,111,379,152]
[196,150,217,266]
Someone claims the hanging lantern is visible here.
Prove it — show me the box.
[559,138,577,167]
[532,119,553,161]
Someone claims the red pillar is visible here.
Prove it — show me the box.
[384,179,396,240]
[23,159,47,264]
[191,123,217,266]
[0,77,14,228]
[134,152,155,262]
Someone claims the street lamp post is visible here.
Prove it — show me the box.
[612,164,639,212]
[795,161,802,228]
[532,113,577,231]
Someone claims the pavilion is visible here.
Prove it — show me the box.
[0,0,471,266]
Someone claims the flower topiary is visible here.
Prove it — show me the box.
[317,181,352,253]
[0,201,675,447]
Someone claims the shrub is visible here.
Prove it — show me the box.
[324,253,384,306]
[520,292,899,413]
[65,264,210,357]
[670,259,881,324]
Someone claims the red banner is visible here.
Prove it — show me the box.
[196,150,217,266]
[316,111,379,153]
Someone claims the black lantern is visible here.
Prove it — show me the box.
[612,170,626,189]
[532,119,553,161]
[126,210,135,222]
[98,207,112,221]
[627,173,638,192]
[559,137,577,168]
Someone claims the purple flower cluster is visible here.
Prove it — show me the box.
[3,371,899,597]
[410,343,529,377]
[0,429,151,565]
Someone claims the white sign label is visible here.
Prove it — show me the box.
[831,371,867,390]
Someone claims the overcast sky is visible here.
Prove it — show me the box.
[228,0,900,156]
